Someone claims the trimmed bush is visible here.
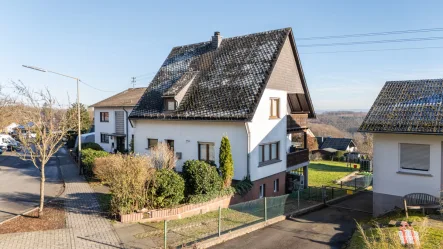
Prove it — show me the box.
[182,160,223,196]
[234,176,253,197]
[149,169,185,208]
[219,136,234,187]
[81,148,109,174]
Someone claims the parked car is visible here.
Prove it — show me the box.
[0,134,19,151]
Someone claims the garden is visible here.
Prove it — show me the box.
[79,136,236,219]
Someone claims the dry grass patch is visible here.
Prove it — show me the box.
[0,201,65,234]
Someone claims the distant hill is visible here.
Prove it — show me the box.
[308,111,372,156]
[310,111,367,135]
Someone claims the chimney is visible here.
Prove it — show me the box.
[211,31,222,49]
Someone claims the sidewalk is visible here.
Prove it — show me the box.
[0,148,124,249]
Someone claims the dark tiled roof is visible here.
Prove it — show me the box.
[130,28,313,121]
[319,137,354,151]
[359,79,443,134]
[90,87,147,108]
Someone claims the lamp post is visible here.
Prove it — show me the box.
[23,65,83,175]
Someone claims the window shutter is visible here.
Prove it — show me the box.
[400,143,430,171]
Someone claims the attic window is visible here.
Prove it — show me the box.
[164,98,176,111]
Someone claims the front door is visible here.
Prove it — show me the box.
[116,137,125,153]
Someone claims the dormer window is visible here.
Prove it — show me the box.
[164,98,176,111]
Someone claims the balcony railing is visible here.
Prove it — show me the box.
[287,149,309,168]
[287,114,308,132]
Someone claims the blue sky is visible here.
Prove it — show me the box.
[1,0,443,110]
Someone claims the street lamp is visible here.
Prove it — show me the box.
[23,65,83,175]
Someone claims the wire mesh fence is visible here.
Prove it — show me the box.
[134,175,373,248]
[136,195,289,248]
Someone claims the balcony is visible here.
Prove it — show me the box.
[287,114,308,132]
[287,149,309,169]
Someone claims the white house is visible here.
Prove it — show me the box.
[359,79,443,216]
[129,28,316,201]
[90,87,146,152]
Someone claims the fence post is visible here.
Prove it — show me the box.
[340,181,343,189]
[297,189,300,210]
[164,220,167,249]
[264,197,267,222]
[354,177,357,191]
[218,206,221,237]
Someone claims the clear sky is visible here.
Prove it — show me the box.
[1,0,443,111]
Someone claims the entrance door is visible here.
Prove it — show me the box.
[116,137,125,153]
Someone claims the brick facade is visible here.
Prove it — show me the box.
[231,171,286,205]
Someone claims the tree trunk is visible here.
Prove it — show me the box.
[39,164,45,217]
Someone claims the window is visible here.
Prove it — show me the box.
[400,143,430,171]
[198,142,215,161]
[165,98,176,111]
[100,112,109,122]
[148,138,158,149]
[259,184,266,198]
[100,133,109,143]
[270,98,280,118]
[259,142,279,164]
[274,179,279,193]
[166,139,174,152]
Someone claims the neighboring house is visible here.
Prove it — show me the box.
[129,28,316,201]
[359,79,443,216]
[3,123,18,134]
[90,87,147,152]
[317,137,357,152]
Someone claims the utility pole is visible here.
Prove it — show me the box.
[131,77,136,88]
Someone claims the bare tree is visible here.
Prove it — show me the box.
[12,82,75,216]
[0,84,17,129]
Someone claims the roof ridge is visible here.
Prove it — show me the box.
[386,78,443,83]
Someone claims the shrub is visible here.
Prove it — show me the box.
[182,160,223,196]
[129,136,134,153]
[81,148,109,175]
[148,169,185,208]
[187,187,235,204]
[219,136,234,187]
[82,142,104,151]
[148,142,176,170]
[234,176,253,197]
[94,154,154,214]
[336,150,346,159]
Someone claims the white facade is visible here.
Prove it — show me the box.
[373,133,442,198]
[247,88,289,181]
[133,120,248,180]
[94,107,135,152]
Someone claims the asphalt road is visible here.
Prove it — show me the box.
[0,151,63,222]
[211,191,373,249]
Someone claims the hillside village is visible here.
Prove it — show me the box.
[1,2,443,249]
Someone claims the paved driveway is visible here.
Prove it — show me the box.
[211,191,373,249]
[0,151,63,222]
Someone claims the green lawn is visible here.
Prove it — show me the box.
[308,160,358,187]
[135,208,263,247]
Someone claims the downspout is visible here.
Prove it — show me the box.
[122,107,131,151]
[245,122,251,178]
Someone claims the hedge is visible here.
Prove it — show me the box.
[149,169,185,208]
[182,160,223,196]
[81,148,109,175]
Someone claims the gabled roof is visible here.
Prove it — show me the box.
[91,87,147,108]
[319,137,355,151]
[359,79,443,134]
[129,28,315,121]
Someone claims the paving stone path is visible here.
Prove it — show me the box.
[0,148,124,249]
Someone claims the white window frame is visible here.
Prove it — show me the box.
[259,184,266,198]
[274,179,279,193]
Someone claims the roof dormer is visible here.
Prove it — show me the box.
[162,71,198,111]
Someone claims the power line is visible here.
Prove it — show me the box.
[298,36,443,47]
[300,46,443,54]
[133,71,157,78]
[296,27,443,41]
[79,80,117,93]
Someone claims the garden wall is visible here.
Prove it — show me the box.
[120,195,232,223]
